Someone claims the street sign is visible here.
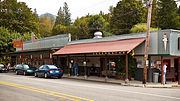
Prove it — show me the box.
[13,40,21,48]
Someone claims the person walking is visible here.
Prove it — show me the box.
[163,63,167,84]
[74,62,78,76]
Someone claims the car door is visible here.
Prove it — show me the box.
[16,65,23,74]
[19,65,24,74]
[41,66,47,76]
[37,66,44,77]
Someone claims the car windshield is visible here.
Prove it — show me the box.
[48,65,58,69]
[23,65,30,69]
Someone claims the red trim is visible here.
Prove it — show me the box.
[21,38,23,64]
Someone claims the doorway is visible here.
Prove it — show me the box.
[174,58,179,81]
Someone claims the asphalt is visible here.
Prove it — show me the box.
[1,72,180,101]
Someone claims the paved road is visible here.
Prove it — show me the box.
[0,72,180,101]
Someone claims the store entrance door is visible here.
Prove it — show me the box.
[174,58,179,81]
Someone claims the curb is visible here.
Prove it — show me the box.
[62,76,179,88]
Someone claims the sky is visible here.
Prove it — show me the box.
[17,0,120,19]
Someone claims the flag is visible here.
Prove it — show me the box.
[31,32,35,42]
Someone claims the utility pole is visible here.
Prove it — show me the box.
[143,0,153,84]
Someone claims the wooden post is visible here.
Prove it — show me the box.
[178,57,180,84]
[21,37,23,64]
[125,54,129,83]
[161,56,163,84]
[67,55,70,76]
[105,57,108,81]
[143,0,153,84]
[84,54,87,79]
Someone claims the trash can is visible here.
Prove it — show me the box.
[153,72,159,83]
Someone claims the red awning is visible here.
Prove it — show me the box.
[53,38,145,55]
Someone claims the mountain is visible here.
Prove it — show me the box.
[39,13,56,19]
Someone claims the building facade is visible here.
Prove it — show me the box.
[54,29,180,83]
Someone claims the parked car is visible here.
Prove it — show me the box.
[34,65,63,79]
[15,64,35,75]
[0,64,8,73]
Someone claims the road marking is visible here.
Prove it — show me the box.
[0,81,94,101]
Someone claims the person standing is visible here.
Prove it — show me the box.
[163,63,167,84]
[74,62,78,76]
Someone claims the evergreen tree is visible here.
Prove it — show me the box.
[110,0,145,34]
[156,0,179,29]
[54,7,64,26]
[63,2,71,26]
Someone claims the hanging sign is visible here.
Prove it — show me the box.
[13,40,21,48]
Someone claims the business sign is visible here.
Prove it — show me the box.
[13,40,21,48]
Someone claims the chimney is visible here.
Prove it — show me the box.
[93,31,103,39]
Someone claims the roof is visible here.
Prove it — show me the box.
[16,34,71,52]
[69,32,146,45]
[53,38,145,55]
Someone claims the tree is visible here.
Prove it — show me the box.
[156,0,179,29]
[63,2,71,26]
[0,0,39,33]
[54,7,64,26]
[0,27,40,54]
[130,23,160,33]
[72,16,91,40]
[52,2,71,35]
[39,13,55,37]
[88,15,105,38]
[110,0,145,34]
[52,24,67,35]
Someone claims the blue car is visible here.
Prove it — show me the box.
[34,65,63,79]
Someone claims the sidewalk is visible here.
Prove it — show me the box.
[62,74,180,88]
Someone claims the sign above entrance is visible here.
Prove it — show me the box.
[13,40,22,48]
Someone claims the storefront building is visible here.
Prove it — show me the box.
[6,34,71,68]
[53,29,180,83]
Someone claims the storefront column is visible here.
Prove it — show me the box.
[84,54,87,79]
[67,55,70,76]
[125,54,129,83]
[30,55,33,66]
[105,57,108,82]
[161,56,164,84]
[40,54,42,66]
[49,53,53,64]
[178,57,180,84]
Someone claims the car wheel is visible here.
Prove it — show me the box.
[23,71,26,76]
[16,71,19,75]
[44,73,48,79]
[34,72,38,77]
